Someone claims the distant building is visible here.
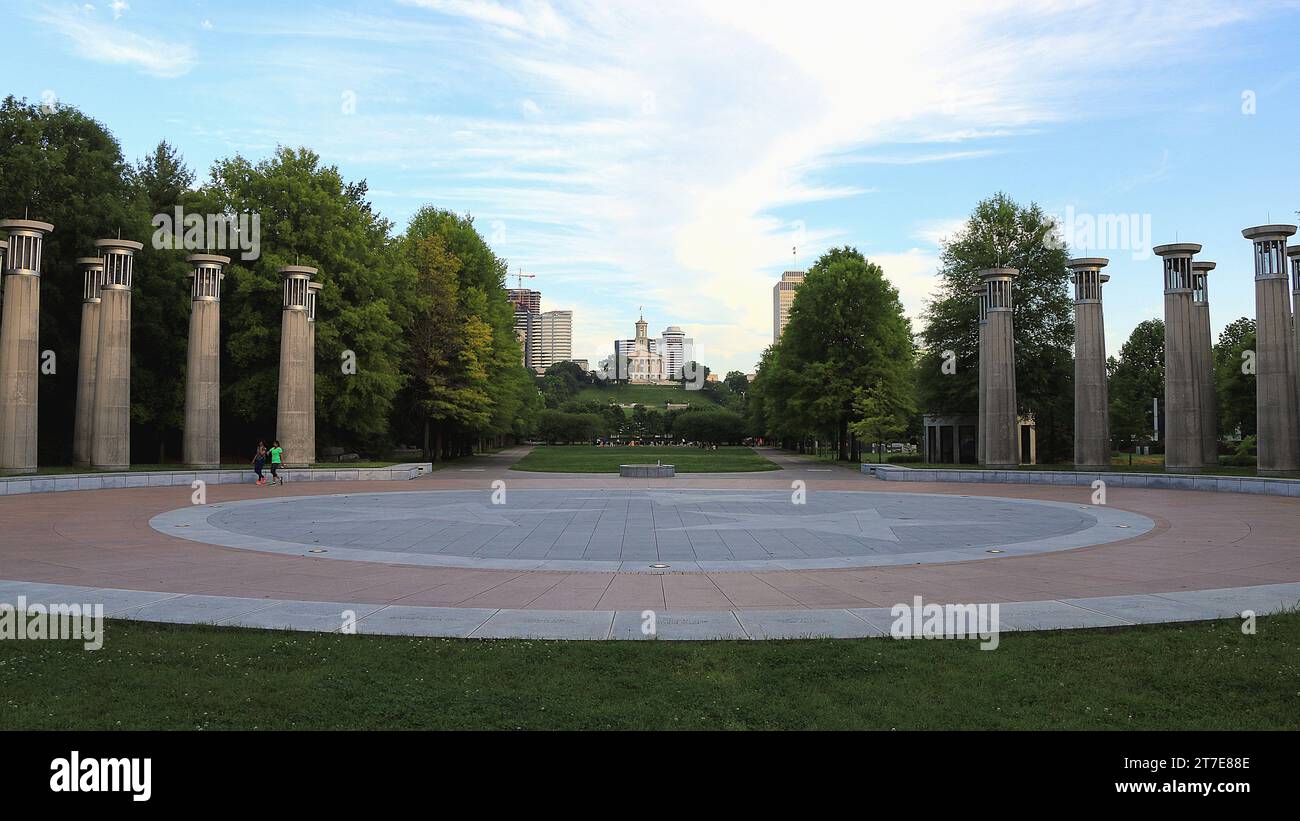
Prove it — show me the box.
[513,307,538,368]
[507,288,541,314]
[613,314,667,383]
[773,270,805,342]
[534,310,573,372]
[508,288,542,368]
[659,325,693,380]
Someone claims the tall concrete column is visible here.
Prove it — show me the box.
[1068,258,1111,470]
[1242,225,1300,476]
[306,281,322,465]
[90,239,144,471]
[183,255,229,469]
[73,257,105,467]
[1284,244,1294,415]
[0,219,55,475]
[1289,245,1300,416]
[980,268,1019,468]
[1191,262,1218,468]
[972,284,987,465]
[276,266,316,468]
[1153,243,1204,473]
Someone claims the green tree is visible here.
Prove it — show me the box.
[208,147,411,455]
[401,207,536,455]
[849,380,915,463]
[1108,319,1164,450]
[916,193,1074,461]
[759,246,915,461]
[128,141,201,462]
[540,360,587,408]
[402,234,493,459]
[1214,317,1256,439]
[722,370,749,395]
[673,408,746,444]
[0,96,134,465]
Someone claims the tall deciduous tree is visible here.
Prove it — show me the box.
[129,141,200,462]
[398,206,539,457]
[752,247,914,461]
[208,147,411,455]
[916,193,1074,462]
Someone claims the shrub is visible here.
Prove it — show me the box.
[886,454,924,464]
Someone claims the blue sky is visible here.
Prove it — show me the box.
[4,0,1300,374]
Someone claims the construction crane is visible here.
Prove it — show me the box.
[513,269,536,289]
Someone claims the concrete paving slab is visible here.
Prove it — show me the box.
[469,609,615,640]
[609,609,749,640]
[354,605,498,638]
[734,608,882,639]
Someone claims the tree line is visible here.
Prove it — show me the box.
[0,96,538,465]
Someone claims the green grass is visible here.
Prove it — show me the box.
[511,445,778,473]
[573,383,719,407]
[1,614,1296,729]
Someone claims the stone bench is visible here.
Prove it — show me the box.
[620,464,675,478]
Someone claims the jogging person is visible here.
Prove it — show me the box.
[252,441,267,486]
[268,440,284,485]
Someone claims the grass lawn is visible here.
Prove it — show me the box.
[573,383,719,407]
[511,445,778,473]
[1,614,1296,729]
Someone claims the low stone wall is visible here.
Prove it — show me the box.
[619,464,675,478]
[0,463,432,497]
[862,463,1300,497]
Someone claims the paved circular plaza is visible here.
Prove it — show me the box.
[150,488,1153,572]
[1,447,1298,639]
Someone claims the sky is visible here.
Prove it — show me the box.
[4,0,1300,374]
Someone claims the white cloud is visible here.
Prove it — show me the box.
[398,0,568,38]
[150,0,1262,371]
[109,0,128,20]
[913,218,968,248]
[867,249,942,324]
[37,6,195,77]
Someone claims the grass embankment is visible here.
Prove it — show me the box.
[511,445,778,473]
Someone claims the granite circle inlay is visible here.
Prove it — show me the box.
[150,489,1154,572]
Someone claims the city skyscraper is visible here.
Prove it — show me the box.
[659,325,693,380]
[508,288,543,369]
[773,270,805,342]
[534,310,573,371]
[512,306,538,368]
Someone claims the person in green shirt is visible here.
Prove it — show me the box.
[268,441,284,485]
